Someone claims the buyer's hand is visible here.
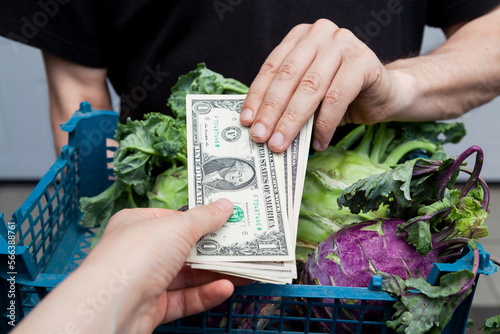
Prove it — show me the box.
[12,199,249,334]
[240,19,403,153]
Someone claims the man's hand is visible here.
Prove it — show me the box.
[241,7,500,153]
[240,19,397,153]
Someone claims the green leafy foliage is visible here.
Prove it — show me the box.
[380,269,475,334]
[446,189,489,240]
[481,315,500,333]
[394,121,466,146]
[167,62,249,121]
[79,115,189,247]
[112,113,187,190]
[337,159,418,216]
[147,165,188,210]
[79,181,134,228]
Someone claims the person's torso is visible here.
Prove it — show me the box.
[96,0,428,126]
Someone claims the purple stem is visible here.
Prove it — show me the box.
[438,146,483,200]
[459,146,484,199]
[403,208,451,231]
[433,236,470,250]
[411,161,442,176]
[431,222,455,243]
[438,252,465,263]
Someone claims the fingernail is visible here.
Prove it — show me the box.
[313,139,322,151]
[269,132,284,148]
[240,108,254,123]
[251,122,267,138]
[213,198,233,213]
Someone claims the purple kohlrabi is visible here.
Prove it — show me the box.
[300,218,439,333]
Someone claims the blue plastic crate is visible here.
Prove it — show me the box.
[0,102,497,333]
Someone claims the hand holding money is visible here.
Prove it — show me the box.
[186,95,312,284]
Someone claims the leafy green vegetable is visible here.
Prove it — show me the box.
[167,62,249,122]
[79,63,248,246]
[112,113,187,192]
[147,165,188,210]
[481,315,500,333]
[79,181,135,229]
[380,267,476,334]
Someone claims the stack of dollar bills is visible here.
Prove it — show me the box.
[187,95,312,284]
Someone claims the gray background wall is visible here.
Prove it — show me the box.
[0,26,499,181]
[0,37,55,179]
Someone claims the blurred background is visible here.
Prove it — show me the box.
[1,26,499,332]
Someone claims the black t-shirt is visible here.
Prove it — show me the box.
[1,0,499,129]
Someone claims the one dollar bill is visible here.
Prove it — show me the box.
[187,94,294,262]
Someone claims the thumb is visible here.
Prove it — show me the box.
[180,198,234,239]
